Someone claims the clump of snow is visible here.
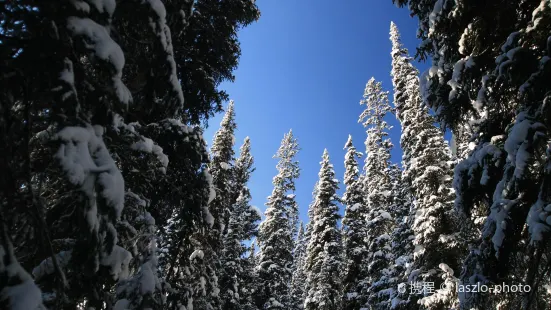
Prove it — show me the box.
[139,262,156,295]
[0,244,45,310]
[88,0,116,15]
[379,211,392,220]
[66,17,132,104]
[142,0,184,109]
[55,125,125,225]
[114,299,130,310]
[101,245,132,280]
[131,137,169,172]
[189,250,204,261]
[219,162,231,170]
[70,0,91,13]
[32,250,72,282]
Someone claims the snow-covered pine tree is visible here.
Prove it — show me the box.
[0,0,259,308]
[393,1,551,308]
[389,21,462,309]
[341,135,369,310]
[386,164,414,310]
[211,100,238,235]
[276,130,301,238]
[303,181,319,250]
[256,130,300,309]
[304,149,342,310]
[2,1,140,307]
[188,100,238,310]
[220,137,261,310]
[221,187,261,310]
[290,222,308,310]
[299,181,319,308]
[358,78,395,309]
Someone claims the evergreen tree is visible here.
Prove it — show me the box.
[341,135,368,310]
[0,1,259,308]
[211,101,238,236]
[386,164,414,310]
[256,130,300,309]
[389,21,462,309]
[221,188,261,310]
[194,100,238,310]
[393,1,551,308]
[359,78,395,309]
[290,223,308,310]
[174,0,261,124]
[300,181,319,308]
[0,2,140,307]
[220,137,261,310]
[276,130,301,238]
[304,149,342,310]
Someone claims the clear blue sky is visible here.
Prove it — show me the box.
[204,0,437,224]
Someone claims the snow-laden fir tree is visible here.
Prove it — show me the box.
[276,130,301,238]
[300,181,319,307]
[386,164,414,310]
[211,100,237,235]
[340,135,369,310]
[304,149,342,310]
[220,137,261,310]
[221,188,261,310]
[256,130,300,309]
[303,181,319,251]
[392,1,551,308]
[0,0,259,308]
[389,21,462,309]
[6,2,140,307]
[162,100,235,310]
[358,78,396,309]
[290,222,308,310]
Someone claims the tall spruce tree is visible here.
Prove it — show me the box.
[304,149,342,310]
[211,100,237,234]
[389,21,462,309]
[300,181,319,308]
[386,164,415,310]
[220,137,261,310]
[341,135,368,310]
[359,78,395,309]
[199,100,239,310]
[392,1,551,308]
[256,130,300,309]
[0,0,259,308]
[290,222,308,310]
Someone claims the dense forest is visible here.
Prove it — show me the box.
[1,0,551,310]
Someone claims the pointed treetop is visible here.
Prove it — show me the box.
[390,21,406,53]
[236,136,254,173]
[320,148,331,166]
[344,134,354,149]
[274,129,300,179]
[359,78,392,129]
[221,100,235,125]
[211,100,237,160]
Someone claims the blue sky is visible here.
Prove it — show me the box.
[204,0,436,224]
